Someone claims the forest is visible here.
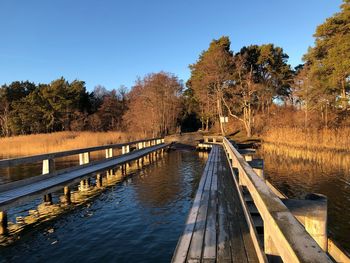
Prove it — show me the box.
[0,0,349,141]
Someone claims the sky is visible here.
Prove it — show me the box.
[0,0,343,91]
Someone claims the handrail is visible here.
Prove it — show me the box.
[0,137,164,168]
[221,137,332,263]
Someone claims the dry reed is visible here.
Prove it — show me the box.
[0,131,142,158]
[262,127,350,152]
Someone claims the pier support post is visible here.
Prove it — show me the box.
[283,193,328,251]
[42,159,55,174]
[79,152,90,165]
[96,174,102,188]
[79,178,90,191]
[0,211,8,235]
[248,159,265,180]
[44,193,53,205]
[63,186,71,204]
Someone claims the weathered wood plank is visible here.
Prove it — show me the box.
[187,148,217,262]
[172,147,216,263]
[202,148,218,262]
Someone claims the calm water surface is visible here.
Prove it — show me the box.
[257,143,350,253]
[0,150,206,263]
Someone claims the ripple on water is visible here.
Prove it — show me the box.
[0,150,206,263]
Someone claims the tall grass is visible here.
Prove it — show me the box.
[0,131,141,158]
[262,127,350,152]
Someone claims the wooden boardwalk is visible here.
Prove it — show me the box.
[172,145,259,263]
[0,143,166,210]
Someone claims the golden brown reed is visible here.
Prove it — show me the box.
[261,142,350,171]
[0,131,142,158]
[262,127,350,152]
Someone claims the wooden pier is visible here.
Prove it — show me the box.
[173,136,350,263]
[0,137,168,234]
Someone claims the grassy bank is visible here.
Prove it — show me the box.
[0,131,139,158]
[262,127,350,152]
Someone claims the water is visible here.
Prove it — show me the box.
[257,143,350,253]
[0,150,206,262]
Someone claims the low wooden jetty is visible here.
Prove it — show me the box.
[172,145,261,262]
[173,136,350,263]
[0,137,168,234]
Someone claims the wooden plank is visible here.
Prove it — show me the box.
[0,144,167,210]
[217,153,232,263]
[202,147,218,262]
[187,147,217,262]
[172,147,215,263]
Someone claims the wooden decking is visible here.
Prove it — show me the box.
[172,145,259,263]
[0,144,166,210]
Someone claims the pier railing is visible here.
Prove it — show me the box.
[220,136,332,262]
[0,137,164,175]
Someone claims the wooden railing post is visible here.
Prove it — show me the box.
[79,152,90,165]
[42,159,55,174]
[264,222,282,262]
[105,148,113,158]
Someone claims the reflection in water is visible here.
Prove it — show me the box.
[258,143,350,253]
[0,150,206,263]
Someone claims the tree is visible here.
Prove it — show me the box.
[124,72,183,136]
[188,36,235,134]
[304,0,350,109]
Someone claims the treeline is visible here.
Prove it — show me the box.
[0,72,183,137]
[185,0,349,136]
[1,1,349,138]
[0,78,125,136]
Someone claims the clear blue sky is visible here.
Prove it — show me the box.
[0,0,343,91]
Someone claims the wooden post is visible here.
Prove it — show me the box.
[138,142,143,150]
[204,137,209,143]
[44,193,52,205]
[264,222,282,262]
[96,174,102,188]
[238,168,246,186]
[0,211,8,235]
[105,148,113,158]
[244,155,253,162]
[249,159,265,180]
[63,186,71,204]
[305,194,328,251]
[283,193,328,251]
[79,152,90,165]
[42,159,55,174]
